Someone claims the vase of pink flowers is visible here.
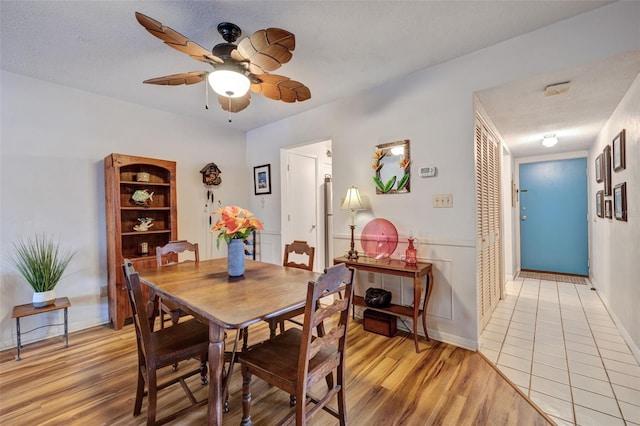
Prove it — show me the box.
[211,206,264,277]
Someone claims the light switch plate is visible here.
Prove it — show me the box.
[433,194,453,208]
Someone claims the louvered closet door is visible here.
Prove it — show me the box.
[475,115,503,330]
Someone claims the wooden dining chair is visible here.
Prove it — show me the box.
[283,240,315,271]
[156,239,199,266]
[238,263,354,426]
[265,240,316,338]
[155,240,199,328]
[122,260,209,426]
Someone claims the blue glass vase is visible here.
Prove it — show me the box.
[227,238,246,277]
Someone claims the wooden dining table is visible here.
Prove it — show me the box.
[137,257,319,426]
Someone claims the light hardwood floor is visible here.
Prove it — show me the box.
[0,319,553,425]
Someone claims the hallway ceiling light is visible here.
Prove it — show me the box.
[542,135,558,147]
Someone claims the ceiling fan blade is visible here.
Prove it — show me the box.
[135,12,223,65]
[278,80,311,103]
[143,71,207,86]
[218,93,251,113]
[232,28,295,74]
[252,74,311,103]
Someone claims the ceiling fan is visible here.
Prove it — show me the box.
[135,12,311,117]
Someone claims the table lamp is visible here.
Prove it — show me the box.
[341,186,364,259]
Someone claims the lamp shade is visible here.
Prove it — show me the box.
[341,186,363,211]
[207,70,250,98]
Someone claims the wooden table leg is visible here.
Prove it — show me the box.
[413,275,422,353]
[208,325,225,426]
[268,319,278,339]
[422,272,433,341]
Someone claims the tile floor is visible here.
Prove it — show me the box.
[479,276,640,426]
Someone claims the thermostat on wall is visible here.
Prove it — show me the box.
[420,166,437,177]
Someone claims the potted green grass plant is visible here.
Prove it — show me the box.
[11,234,76,307]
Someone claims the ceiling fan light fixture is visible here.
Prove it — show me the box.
[135,13,310,114]
[207,69,250,98]
[542,135,558,148]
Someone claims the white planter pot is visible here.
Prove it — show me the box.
[33,290,56,307]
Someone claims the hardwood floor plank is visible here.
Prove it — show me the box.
[0,321,552,425]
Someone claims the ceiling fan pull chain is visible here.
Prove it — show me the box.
[228,97,232,123]
[205,79,209,110]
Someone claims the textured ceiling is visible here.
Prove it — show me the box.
[2,0,635,157]
[477,50,640,157]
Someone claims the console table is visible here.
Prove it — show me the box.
[11,297,71,361]
[333,256,433,353]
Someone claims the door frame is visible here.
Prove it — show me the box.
[514,151,590,275]
[280,140,332,271]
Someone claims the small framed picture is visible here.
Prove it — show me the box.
[596,190,604,218]
[614,182,627,221]
[605,200,612,219]
[613,129,626,172]
[595,154,603,183]
[253,164,272,195]
[603,145,612,196]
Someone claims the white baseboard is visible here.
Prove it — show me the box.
[590,277,640,364]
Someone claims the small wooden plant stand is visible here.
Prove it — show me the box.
[11,297,71,361]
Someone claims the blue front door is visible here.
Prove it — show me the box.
[519,158,588,276]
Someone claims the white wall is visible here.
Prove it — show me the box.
[589,73,640,357]
[246,1,640,349]
[0,71,248,349]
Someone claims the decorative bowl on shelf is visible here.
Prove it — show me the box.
[360,218,398,259]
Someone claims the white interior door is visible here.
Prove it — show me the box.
[284,151,318,266]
